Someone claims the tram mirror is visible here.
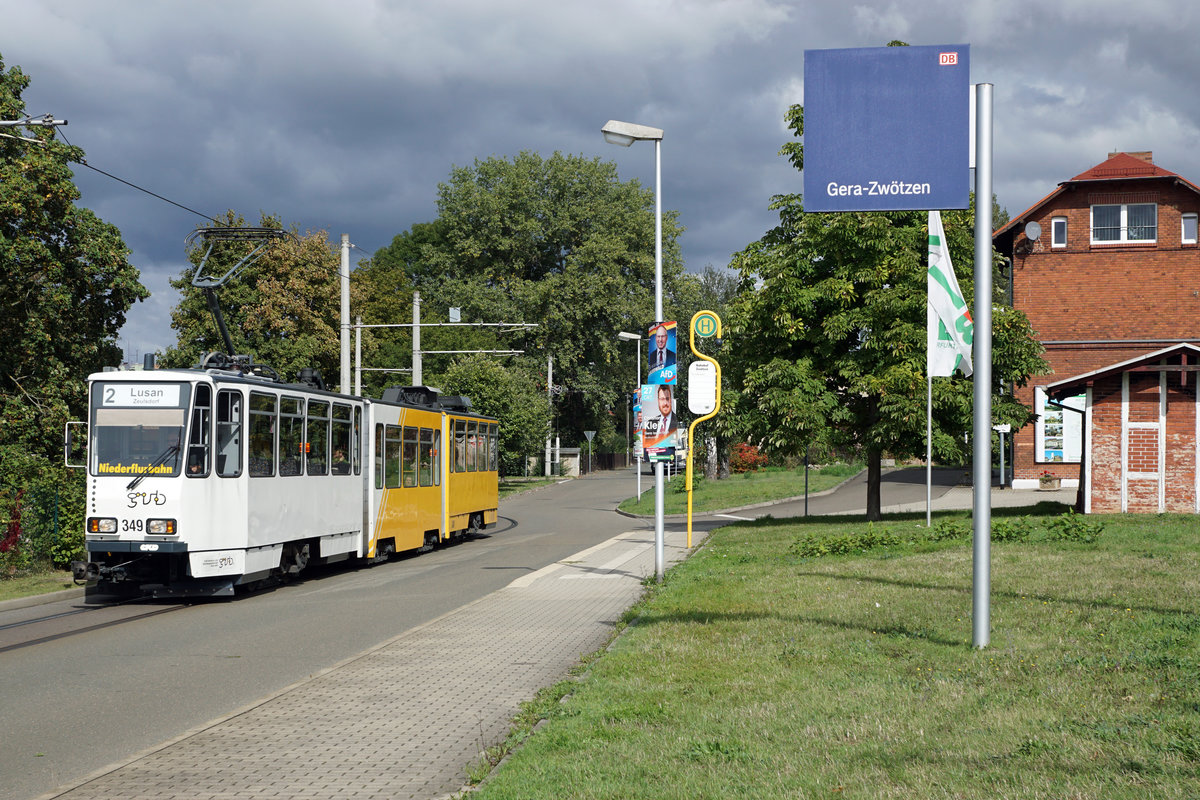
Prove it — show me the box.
[64,421,88,469]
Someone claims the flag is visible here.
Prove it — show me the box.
[927,210,974,377]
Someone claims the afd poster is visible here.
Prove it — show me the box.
[647,321,677,385]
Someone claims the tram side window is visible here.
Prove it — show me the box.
[490,423,498,472]
[187,384,212,477]
[249,392,277,477]
[467,421,478,472]
[399,426,416,487]
[216,390,243,477]
[307,400,329,476]
[279,396,303,476]
[331,404,352,475]
[384,424,402,488]
[454,420,466,473]
[434,429,442,485]
[419,428,434,487]
[353,407,363,476]
[375,423,384,489]
[476,422,486,471]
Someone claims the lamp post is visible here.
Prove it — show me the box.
[604,119,665,581]
[617,331,643,501]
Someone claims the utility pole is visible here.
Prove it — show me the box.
[545,355,553,477]
[413,291,423,386]
[340,234,350,393]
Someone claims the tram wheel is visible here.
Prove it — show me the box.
[282,542,310,576]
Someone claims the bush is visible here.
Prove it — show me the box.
[672,469,704,494]
[928,519,968,542]
[791,522,900,557]
[0,492,26,574]
[1046,509,1104,543]
[992,516,1034,543]
[0,457,86,573]
[730,443,767,473]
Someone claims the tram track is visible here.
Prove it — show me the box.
[0,596,190,654]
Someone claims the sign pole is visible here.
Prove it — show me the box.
[972,82,993,649]
[685,311,722,548]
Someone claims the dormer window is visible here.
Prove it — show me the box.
[1091,202,1157,244]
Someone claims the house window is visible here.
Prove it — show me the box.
[1091,203,1156,244]
[1051,216,1067,248]
[1183,213,1198,245]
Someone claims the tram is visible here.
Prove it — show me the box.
[67,366,499,598]
[66,226,499,597]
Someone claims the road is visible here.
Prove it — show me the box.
[0,473,641,800]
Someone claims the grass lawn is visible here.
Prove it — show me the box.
[0,569,77,603]
[618,463,861,516]
[499,476,559,500]
[470,506,1200,799]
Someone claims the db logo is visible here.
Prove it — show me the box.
[939,52,958,66]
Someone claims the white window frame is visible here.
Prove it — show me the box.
[1051,216,1067,248]
[1183,212,1198,245]
[1090,202,1157,245]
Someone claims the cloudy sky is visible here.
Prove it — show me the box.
[6,0,1199,358]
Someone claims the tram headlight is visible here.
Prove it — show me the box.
[147,518,177,536]
[88,517,117,534]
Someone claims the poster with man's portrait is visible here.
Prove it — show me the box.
[647,321,677,385]
[640,383,676,461]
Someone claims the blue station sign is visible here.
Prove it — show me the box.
[803,44,970,212]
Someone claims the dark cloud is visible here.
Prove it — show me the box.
[6,0,1199,359]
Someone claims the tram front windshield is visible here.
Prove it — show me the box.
[90,382,189,478]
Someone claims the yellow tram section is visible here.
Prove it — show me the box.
[368,407,499,559]
[445,413,500,535]
[369,406,444,557]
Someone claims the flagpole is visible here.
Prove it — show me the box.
[927,210,934,528]
[927,366,933,527]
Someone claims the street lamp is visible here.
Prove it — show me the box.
[617,331,643,501]
[604,119,666,581]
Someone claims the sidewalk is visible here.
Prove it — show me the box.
[39,479,1069,800]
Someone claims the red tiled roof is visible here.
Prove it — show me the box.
[994,152,1200,240]
[1067,152,1178,182]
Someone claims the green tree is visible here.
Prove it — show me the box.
[439,355,550,475]
[360,151,694,445]
[1,55,148,565]
[727,104,1046,520]
[163,213,362,390]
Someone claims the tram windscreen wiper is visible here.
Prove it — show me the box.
[126,441,182,491]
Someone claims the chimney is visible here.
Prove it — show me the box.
[1109,150,1153,163]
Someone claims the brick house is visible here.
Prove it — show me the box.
[1043,343,1200,513]
[993,151,1200,502]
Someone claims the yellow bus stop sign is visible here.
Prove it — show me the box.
[693,312,719,339]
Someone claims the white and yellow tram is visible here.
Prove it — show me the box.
[69,367,499,597]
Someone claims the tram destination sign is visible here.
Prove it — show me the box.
[803,44,970,212]
[101,383,182,408]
